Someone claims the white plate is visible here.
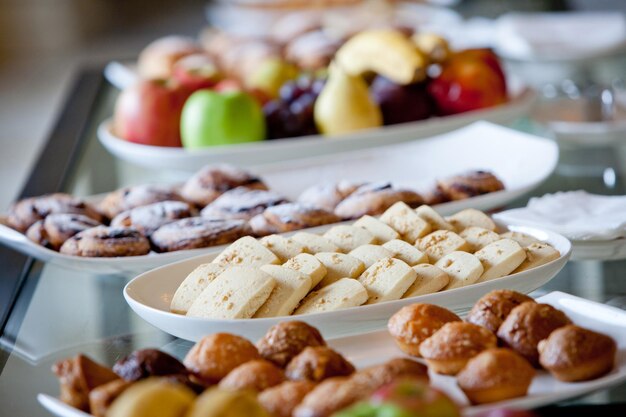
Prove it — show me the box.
[38,290,625,417]
[1,122,557,274]
[97,88,536,170]
[570,238,626,261]
[123,225,571,342]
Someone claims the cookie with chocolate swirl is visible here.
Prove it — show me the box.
[60,226,151,257]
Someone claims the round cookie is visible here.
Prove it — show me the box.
[99,185,184,219]
[60,226,151,257]
[249,203,341,236]
[285,346,355,382]
[256,321,326,368]
[150,217,249,252]
[297,181,363,212]
[26,213,102,251]
[435,170,505,201]
[200,187,288,221]
[111,201,195,236]
[466,289,535,334]
[334,183,423,219]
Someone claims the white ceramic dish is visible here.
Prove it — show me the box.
[97,88,536,170]
[569,238,626,261]
[38,291,626,416]
[0,122,557,274]
[123,225,571,342]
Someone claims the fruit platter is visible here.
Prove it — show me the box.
[100,24,535,169]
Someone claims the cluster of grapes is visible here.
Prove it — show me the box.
[263,75,326,140]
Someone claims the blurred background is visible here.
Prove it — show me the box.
[0,0,625,208]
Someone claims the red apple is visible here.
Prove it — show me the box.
[113,79,187,147]
[428,49,508,116]
[370,379,460,417]
[172,53,222,92]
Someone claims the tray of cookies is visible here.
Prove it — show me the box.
[38,291,625,417]
[123,203,571,341]
[0,123,557,274]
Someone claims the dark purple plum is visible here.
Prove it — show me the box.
[370,76,434,125]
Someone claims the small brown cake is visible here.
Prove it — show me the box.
[6,193,105,232]
[200,187,288,221]
[149,217,249,252]
[350,358,429,390]
[180,164,268,207]
[457,348,535,405]
[285,346,355,382]
[111,201,195,236]
[59,226,151,257]
[387,303,461,357]
[112,349,187,382]
[99,184,184,219]
[293,376,367,417]
[218,359,286,392]
[52,354,120,411]
[466,289,535,333]
[88,379,132,417]
[497,302,572,366]
[249,203,341,236]
[538,325,616,382]
[334,183,423,220]
[435,170,505,201]
[26,213,101,251]
[419,322,497,375]
[256,321,326,368]
[183,333,260,384]
[258,380,317,417]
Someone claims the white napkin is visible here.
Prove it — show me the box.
[494,191,626,241]
[495,12,626,61]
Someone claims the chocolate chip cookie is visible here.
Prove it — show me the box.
[26,213,102,251]
[150,217,249,252]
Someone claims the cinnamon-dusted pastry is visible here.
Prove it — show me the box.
[334,183,423,219]
[99,185,183,219]
[183,333,260,384]
[112,349,188,382]
[538,325,616,382]
[52,354,120,411]
[256,321,326,368]
[466,289,535,334]
[457,348,535,404]
[387,303,461,357]
[258,380,317,417]
[26,213,101,251]
[6,193,105,232]
[218,359,286,392]
[497,302,572,366]
[419,322,497,375]
[435,170,505,201]
[88,379,132,417]
[422,187,452,205]
[293,376,367,417]
[285,346,355,382]
[200,187,288,221]
[249,203,341,236]
[150,217,248,252]
[59,226,151,257]
[181,164,267,207]
[297,181,363,212]
[350,358,429,390]
[111,201,195,236]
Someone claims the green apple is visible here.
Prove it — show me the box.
[181,90,265,148]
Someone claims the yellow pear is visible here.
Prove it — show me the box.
[106,378,195,417]
[185,388,270,417]
[314,63,382,136]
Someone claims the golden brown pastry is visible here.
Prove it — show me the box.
[285,346,355,382]
[457,348,535,405]
[293,376,367,417]
[334,183,423,219]
[26,213,101,251]
[111,201,195,236]
[200,187,288,221]
[538,325,616,382]
[99,185,184,219]
[258,380,317,417]
[387,303,461,357]
[350,358,429,390]
[249,203,341,236]
[435,170,505,201]
[149,217,249,252]
[52,354,121,411]
[466,290,535,334]
[497,302,572,366]
[256,321,327,368]
[183,333,260,384]
[88,379,132,417]
[218,359,286,392]
[419,322,497,375]
[59,226,151,257]
[181,165,268,207]
[6,193,105,232]
[297,181,363,212]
